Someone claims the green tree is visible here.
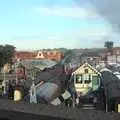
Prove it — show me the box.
[104,41,114,65]
[0,44,15,68]
[104,41,114,53]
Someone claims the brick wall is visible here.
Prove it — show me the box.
[14,51,64,62]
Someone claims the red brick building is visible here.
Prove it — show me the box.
[14,51,64,62]
[14,51,37,61]
[36,51,64,61]
[107,47,120,56]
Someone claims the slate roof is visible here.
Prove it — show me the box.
[35,63,65,85]
[24,63,67,95]
[15,59,57,70]
[30,82,62,103]
[114,72,120,79]
[100,70,120,99]
[81,51,100,57]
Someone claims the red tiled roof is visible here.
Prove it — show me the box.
[14,51,64,61]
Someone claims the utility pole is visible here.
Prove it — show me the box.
[105,87,108,112]
[105,82,110,112]
[30,70,37,103]
[15,62,18,85]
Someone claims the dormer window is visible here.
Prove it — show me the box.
[85,69,88,74]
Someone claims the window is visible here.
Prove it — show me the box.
[84,69,88,74]
[0,80,3,85]
[92,76,99,89]
[116,50,120,55]
[76,75,82,83]
[84,74,90,84]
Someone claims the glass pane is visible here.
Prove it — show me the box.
[92,76,99,90]
[92,76,98,85]
[84,69,88,73]
[84,74,90,84]
[76,75,82,83]
[84,75,89,80]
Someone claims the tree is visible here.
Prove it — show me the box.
[104,41,114,65]
[0,44,15,69]
[104,41,114,53]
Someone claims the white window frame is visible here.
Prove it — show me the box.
[77,75,82,82]
[83,74,90,84]
[75,74,83,84]
[83,74,89,80]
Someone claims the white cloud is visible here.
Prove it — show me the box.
[34,5,99,18]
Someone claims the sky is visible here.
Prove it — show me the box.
[85,0,120,33]
[0,0,119,50]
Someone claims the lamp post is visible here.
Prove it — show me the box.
[105,87,108,112]
[14,61,18,85]
[105,82,111,112]
[30,70,37,103]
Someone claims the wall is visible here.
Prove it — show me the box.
[73,64,97,75]
[0,110,71,120]
[0,99,120,120]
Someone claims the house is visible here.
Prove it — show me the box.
[35,63,65,86]
[14,50,64,62]
[113,72,120,79]
[79,47,120,65]
[23,63,66,93]
[2,63,12,73]
[107,47,120,56]
[24,63,67,104]
[36,51,47,59]
[100,70,120,112]
[15,59,57,79]
[30,82,62,104]
[14,51,37,62]
[80,52,100,66]
[102,47,120,64]
[71,62,101,97]
[36,50,64,61]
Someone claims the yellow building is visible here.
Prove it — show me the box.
[3,63,12,73]
[72,62,100,96]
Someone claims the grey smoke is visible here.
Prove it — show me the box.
[84,0,120,33]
